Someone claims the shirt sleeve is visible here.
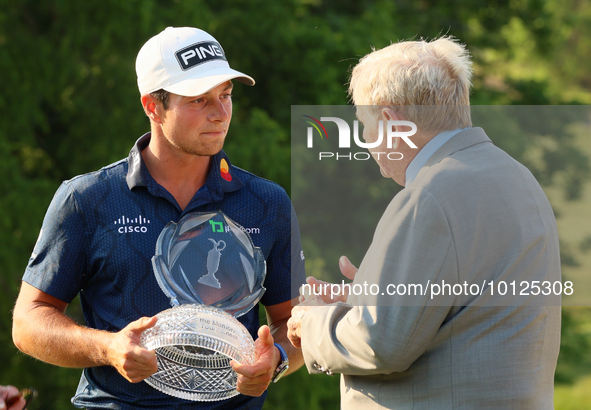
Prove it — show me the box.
[23,181,88,304]
[301,187,458,375]
[260,191,306,306]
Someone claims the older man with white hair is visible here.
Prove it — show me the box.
[288,37,561,409]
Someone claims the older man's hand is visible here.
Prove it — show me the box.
[287,296,329,349]
[287,305,310,349]
[289,256,358,349]
[299,255,358,305]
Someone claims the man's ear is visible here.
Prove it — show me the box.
[141,94,163,124]
[381,107,402,149]
[381,107,403,122]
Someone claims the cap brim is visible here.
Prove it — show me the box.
[163,67,255,97]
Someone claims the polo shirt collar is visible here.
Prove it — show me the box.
[126,132,244,200]
[126,133,151,189]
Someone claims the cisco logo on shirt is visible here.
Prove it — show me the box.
[114,215,150,233]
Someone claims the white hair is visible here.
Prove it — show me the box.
[349,36,473,131]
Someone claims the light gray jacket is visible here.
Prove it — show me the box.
[301,128,561,409]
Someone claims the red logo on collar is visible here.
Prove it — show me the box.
[220,158,232,182]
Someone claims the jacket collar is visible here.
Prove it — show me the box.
[408,127,492,188]
[423,127,492,168]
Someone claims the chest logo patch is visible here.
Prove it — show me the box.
[220,158,232,182]
[114,215,150,233]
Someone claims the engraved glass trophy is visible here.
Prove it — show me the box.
[140,211,266,401]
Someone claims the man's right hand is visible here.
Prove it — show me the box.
[300,255,358,304]
[107,316,158,383]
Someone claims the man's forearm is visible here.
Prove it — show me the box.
[12,282,157,383]
[13,301,111,368]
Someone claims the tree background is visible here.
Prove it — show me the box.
[1,0,590,408]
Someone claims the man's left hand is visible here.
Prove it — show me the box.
[287,305,311,349]
[231,325,279,397]
[287,296,329,349]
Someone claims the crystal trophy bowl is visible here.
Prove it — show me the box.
[140,211,266,401]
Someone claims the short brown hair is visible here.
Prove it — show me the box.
[150,89,170,110]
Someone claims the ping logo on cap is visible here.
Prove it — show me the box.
[175,41,227,71]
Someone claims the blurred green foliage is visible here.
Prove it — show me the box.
[1,0,590,409]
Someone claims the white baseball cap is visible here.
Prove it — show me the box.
[136,27,255,96]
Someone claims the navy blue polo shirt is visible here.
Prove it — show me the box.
[23,133,306,409]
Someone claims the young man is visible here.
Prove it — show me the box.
[13,27,304,409]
